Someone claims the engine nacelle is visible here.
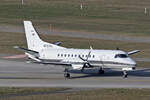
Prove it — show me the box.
[71,64,83,70]
[122,67,133,71]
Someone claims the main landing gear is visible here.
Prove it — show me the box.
[98,68,104,74]
[64,68,71,79]
[123,70,128,78]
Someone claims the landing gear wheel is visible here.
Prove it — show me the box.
[123,71,128,78]
[98,69,104,74]
[123,74,128,78]
[64,73,70,79]
[64,68,71,79]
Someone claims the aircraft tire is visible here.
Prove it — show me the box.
[98,69,104,74]
[64,73,70,78]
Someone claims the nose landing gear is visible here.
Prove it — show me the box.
[123,70,128,78]
[122,67,133,78]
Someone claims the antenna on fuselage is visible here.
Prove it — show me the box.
[116,47,120,50]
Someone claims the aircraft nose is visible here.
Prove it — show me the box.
[129,58,136,66]
[123,58,136,66]
[131,59,136,65]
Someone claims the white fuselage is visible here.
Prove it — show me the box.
[38,48,136,70]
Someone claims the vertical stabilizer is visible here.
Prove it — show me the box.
[24,21,64,52]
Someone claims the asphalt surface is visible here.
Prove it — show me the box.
[0,59,150,88]
[0,25,150,88]
[1,25,150,43]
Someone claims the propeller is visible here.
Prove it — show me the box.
[79,46,93,72]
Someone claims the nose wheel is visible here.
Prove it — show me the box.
[123,71,128,78]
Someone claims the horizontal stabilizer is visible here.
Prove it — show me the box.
[14,46,39,57]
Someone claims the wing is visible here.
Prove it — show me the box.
[128,50,140,55]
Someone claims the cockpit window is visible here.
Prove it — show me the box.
[115,54,128,58]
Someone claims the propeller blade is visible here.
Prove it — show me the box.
[79,46,93,72]
[79,55,86,61]
[86,51,91,61]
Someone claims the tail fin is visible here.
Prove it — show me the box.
[24,21,64,52]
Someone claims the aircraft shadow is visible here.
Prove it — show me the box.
[69,68,150,79]
[0,77,43,79]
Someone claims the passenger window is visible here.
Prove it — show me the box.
[64,54,66,57]
[68,54,70,57]
[89,55,91,58]
[61,54,63,57]
[58,54,60,57]
[75,55,77,57]
[93,55,95,58]
[72,54,73,57]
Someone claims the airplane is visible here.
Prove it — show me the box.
[15,21,140,79]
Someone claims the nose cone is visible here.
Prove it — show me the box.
[129,58,136,65]
[126,58,137,70]
[129,58,136,70]
[121,57,136,66]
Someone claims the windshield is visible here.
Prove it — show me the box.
[115,54,128,58]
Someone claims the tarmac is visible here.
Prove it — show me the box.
[1,25,150,43]
[0,24,150,88]
[0,59,150,88]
